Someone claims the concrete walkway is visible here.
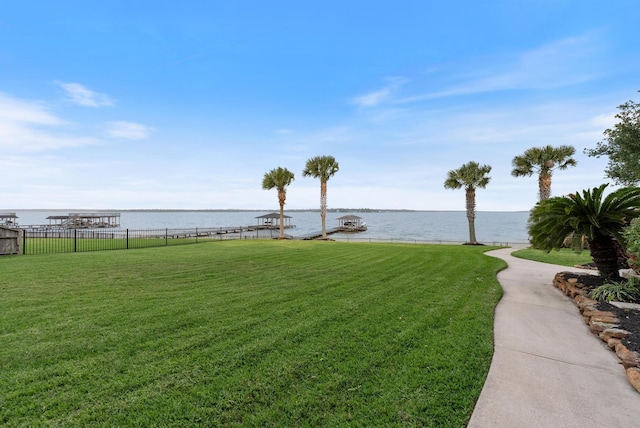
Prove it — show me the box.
[468,247,640,427]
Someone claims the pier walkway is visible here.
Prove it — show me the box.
[468,247,640,427]
[294,226,367,240]
[294,227,342,240]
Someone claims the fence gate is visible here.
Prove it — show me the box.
[0,226,21,255]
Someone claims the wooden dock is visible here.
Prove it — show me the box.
[294,226,367,240]
[164,225,291,239]
[295,227,341,240]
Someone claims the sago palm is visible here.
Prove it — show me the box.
[528,184,640,281]
[262,167,295,239]
[302,155,339,239]
[511,145,577,201]
[444,161,492,245]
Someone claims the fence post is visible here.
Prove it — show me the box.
[126,229,129,249]
[74,229,77,252]
[165,228,168,246]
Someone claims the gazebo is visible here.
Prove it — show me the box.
[255,213,293,229]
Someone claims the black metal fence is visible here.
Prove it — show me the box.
[21,227,279,255]
[14,226,526,256]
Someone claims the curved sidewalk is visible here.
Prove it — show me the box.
[468,247,640,427]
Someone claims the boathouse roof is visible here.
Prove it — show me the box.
[336,215,362,220]
[255,213,292,219]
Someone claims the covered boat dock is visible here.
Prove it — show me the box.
[0,213,18,227]
[255,213,295,229]
[46,213,121,228]
[337,215,367,231]
[296,215,368,239]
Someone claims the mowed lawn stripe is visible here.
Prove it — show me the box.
[0,240,504,426]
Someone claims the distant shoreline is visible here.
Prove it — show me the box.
[4,208,531,213]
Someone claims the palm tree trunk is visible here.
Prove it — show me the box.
[320,181,327,239]
[538,171,552,200]
[465,187,478,244]
[278,190,286,239]
[588,233,622,281]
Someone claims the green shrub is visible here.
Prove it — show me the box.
[589,276,640,303]
[623,218,640,273]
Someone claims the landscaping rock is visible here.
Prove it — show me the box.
[592,315,621,324]
[601,328,631,341]
[582,309,616,319]
[615,343,640,369]
[627,368,640,393]
[590,322,616,335]
[607,337,622,350]
[574,295,597,310]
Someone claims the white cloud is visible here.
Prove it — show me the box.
[106,121,154,140]
[0,93,62,125]
[57,81,115,107]
[351,76,409,107]
[0,93,98,152]
[352,88,392,107]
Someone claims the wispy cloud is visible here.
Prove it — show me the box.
[410,36,600,103]
[57,81,115,107]
[0,93,62,125]
[106,121,154,140]
[0,93,97,152]
[351,77,408,107]
[397,35,603,103]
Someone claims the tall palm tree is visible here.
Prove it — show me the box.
[444,161,492,245]
[262,167,295,239]
[511,145,577,201]
[528,184,640,281]
[302,155,339,239]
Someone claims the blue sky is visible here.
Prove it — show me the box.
[1,1,639,211]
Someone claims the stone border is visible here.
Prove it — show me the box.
[553,272,640,394]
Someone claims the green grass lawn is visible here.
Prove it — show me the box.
[511,247,593,267]
[0,241,505,426]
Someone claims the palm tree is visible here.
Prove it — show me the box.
[528,184,640,281]
[302,155,339,239]
[444,161,492,245]
[262,167,295,239]
[511,145,577,201]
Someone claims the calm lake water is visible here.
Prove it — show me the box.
[10,210,531,244]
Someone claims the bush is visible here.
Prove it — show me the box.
[589,276,640,303]
[623,218,640,273]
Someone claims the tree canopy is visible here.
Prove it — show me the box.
[585,93,640,185]
[511,145,577,201]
